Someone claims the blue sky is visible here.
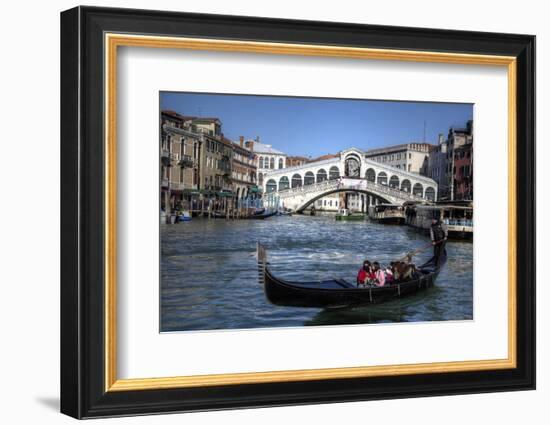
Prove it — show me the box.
[160,92,473,158]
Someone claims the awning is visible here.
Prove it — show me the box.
[182,189,201,195]
[218,191,235,197]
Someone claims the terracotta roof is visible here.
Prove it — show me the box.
[309,153,338,162]
[161,110,196,121]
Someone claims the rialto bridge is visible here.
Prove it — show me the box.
[261,148,438,212]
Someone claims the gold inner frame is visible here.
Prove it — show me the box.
[104,33,517,392]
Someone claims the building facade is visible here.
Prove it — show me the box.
[161,111,239,215]
[200,134,233,193]
[160,111,200,213]
[244,138,287,188]
[452,141,473,200]
[428,121,473,201]
[231,136,258,200]
[364,143,433,175]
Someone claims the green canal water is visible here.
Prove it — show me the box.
[160,215,473,332]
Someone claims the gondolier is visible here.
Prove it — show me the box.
[430,218,448,266]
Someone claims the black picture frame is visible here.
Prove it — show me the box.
[61,5,535,419]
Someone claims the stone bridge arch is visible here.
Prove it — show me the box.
[296,188,392,213]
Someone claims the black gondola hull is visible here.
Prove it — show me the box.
[263,269,438,308]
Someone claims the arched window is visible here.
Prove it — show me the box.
[279,176,290,191]
[304,171,315,185]
[344,156,360,177]
[258,156,264,168]
[413,183,424,197]
[401,179,411,192]
[266,179,277,193]
[329,166,340,180]
[316,169,328,183]
[365,168,376,182]
[425,187,436,201]
[389,175,399,188]
[291,173,302,188]
[377,171,388,185]
[278,158,284,169]
[269,157,275,169]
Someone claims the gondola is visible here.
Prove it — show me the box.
[257,243,446,308]
[246,210,278,220]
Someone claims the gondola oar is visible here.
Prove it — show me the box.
[396,239,445,262]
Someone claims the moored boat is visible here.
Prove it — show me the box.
[405,202,473,239]
[368,204,405,224]
[176,210,192,222]
[335,208,365,221]
[257,243,446,308]
[246,210,277,219]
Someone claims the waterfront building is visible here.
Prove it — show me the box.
[231,136,258,201]
[428,121,473,201]
[160,111,201,213]
[244,137,287,187]
[191,117,222,138]
[452,141,473,200]
[161,110,239,215]
[313,194,341,212]
[364,143,433,175]
[200,133,233,193]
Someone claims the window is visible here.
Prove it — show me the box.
[278,158,283,169]
[270,157,275,169]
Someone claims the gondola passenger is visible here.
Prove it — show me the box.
[372,262,385,287]
[384,266,394,284]
[356,260,371,288]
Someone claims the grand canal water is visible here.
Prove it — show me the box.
[160,215,473,332]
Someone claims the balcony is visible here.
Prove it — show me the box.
[161,148,170,158]
[161,180,185,191]
[170,182,185,191]
[178,155,194,168]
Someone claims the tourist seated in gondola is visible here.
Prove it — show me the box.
[384,266,394,284]
[372,262,386,287]
[356,260,372,288]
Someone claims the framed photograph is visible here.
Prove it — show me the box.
[60,6,535,419]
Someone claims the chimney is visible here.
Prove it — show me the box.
[239,136,244,147]
[248,141,254,151]
[438,133,444,145]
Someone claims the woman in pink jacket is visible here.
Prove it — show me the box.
[372,262,385,287]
